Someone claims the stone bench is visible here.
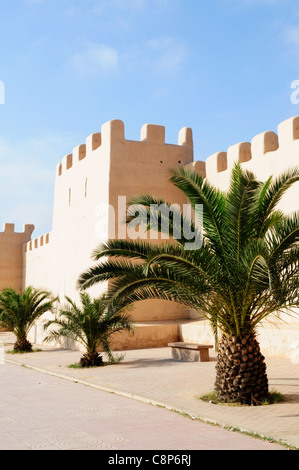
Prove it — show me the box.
[168,342,213,362]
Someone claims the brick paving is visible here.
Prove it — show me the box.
[1,332,298,450]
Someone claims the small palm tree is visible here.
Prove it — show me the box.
[78,164,299,404]
[0,286,56,352]
[44,293,134,367]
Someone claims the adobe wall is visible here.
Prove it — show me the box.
[107,120,196,321]
[180,116,299,358]
[204,116,299,215]
[23,120,199,346]
[1,116,297,356]
[0,223,34,291]
[25,126,111,305]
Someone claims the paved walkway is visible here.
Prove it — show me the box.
[0,363,285,451]
[1,333,299,450]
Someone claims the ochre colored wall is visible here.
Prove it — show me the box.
[0,116,298,355]
[204,116,299,215]
[0,224,34,292]
[22,120,197,347]
[107,121,195,322]
[180,115,299,358]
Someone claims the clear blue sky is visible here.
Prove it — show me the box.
[0,0,298,236]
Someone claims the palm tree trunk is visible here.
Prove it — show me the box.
[14,337,33,352]
[79,351,103,367]
[215,333,269,405]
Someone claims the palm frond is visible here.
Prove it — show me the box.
[0,286,56,340]
[254,166,299,238]
[43,292,134,355]
[77,164,299,338]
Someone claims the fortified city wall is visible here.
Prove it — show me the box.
[0,116,298,356]
[181,116,299,357]
[23,120,197,348]
[0,223,34,291]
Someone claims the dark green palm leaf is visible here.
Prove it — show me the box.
[78,163,299,338]
[44,293,134,361]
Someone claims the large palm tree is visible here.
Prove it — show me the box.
[44,293,134,367]
[78,164,299,404]
[0,286,56,352]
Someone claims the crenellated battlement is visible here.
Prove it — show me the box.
[205,116,299,180]
[185,160,206,178]
[0,224,35,291]
[51,116,299,232]
[56,132,102,177]
[24,232,51,253]
[2,114,297,356]
[0,223,35,237]
[56,119,194,177]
